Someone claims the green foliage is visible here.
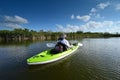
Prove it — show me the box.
[76,31,83,34]
[0,28,120,41]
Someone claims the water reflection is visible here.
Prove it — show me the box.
[0,40,35,47]
[0,38,120,80]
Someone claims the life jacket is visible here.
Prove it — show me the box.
[57,38,68,51]
[50,43,63,54]
[50,38,68,54]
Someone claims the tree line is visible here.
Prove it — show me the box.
[0,28,120,41]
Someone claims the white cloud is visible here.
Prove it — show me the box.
[4,15,28,24]
[71,14,75,19]
[76,16,81,19]
[89,13,104,19]
[80,21,114,32]
[55,24,64,31]
[56,24,79,32]
[72,2,111,22]
[71,14,91,22]
[102,21,113,27]
[97,2,110,9]
[116,21,120,24]
[90,8,97,13]
[56,20,120,33]
[76,15,91,22]
[104,21,120,33]
[89,2,111,20]
[0,23,23,29]
[115,4,120,10]
[95,14,104,19]
[0,15,28,29]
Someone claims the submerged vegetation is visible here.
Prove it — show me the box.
[0,28,120,41]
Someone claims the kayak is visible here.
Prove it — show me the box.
[27,43,80,65]
[27,43,81,65]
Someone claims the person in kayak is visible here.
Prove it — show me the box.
[57,33,71,50]
[51,33,71,54]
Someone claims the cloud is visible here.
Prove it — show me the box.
[76,15,90,22]
[90,13,104,19]
[56,20,120,33]
[103,21,120,32]
[95,14,104,18]
[0,15,28,29]
[72,2,110,22]
[80,21,113,31]
[71,14,75,19]
[71,14,91,22]
[68,2,120,33]
[4,15,28,24]
[89,2,110,20]
[56,24,79,32]
[76,15,91,22]
[71,2,111,22]
[97,2,110,9]
[0,23,23,29]
[115,4,120,10]
[90,8,97,13]
[81,15,91,22]
[89,8,104,19]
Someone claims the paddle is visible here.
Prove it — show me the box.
[78,43,83,46]
[46,43,56,47]
[46,42,83,47]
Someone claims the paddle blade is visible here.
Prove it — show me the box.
[46,43,56,47]
[78,43,83,46]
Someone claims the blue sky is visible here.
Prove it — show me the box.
[0,0,120,33]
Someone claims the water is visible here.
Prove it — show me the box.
[0,38,120,80]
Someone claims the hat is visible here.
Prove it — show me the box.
[61,33,66,38]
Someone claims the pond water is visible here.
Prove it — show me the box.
[0,38,120,80]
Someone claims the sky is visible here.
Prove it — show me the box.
[0,0,120,33]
